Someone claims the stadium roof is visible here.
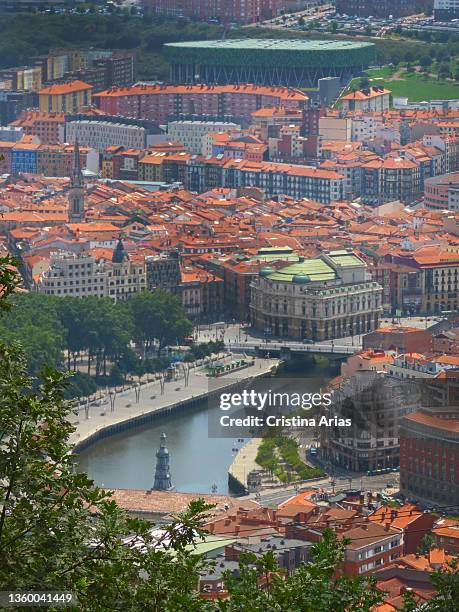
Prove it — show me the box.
[165,39,372,52]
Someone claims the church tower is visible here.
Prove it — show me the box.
[68,140,85,223]
[153,433,173,491]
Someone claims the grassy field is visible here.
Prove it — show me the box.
[346,65,459,102]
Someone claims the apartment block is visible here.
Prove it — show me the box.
[38,80,92,113]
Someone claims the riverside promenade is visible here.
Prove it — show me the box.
[70,356,279,453]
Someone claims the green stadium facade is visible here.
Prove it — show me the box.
[164,39,376,89]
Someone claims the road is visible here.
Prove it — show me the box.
[253,471,400,507]
[195,315,441,348]
[253,2,334,30]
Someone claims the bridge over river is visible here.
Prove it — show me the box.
[228,340,361,360]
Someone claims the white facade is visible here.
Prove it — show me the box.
[0,126,24,142]
[435,0,459,14]
[39,251,146,301]
[448,186,459,211]
[66,120,147,152]
[167,120,240,155]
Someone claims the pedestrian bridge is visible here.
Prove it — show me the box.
[229,341,361,359]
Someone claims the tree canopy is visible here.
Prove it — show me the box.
[0,289,192,385]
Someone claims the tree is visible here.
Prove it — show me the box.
[418,534,435,555]
[220,530,384,611]
[438,62,451,80]
[425,558,459,610]
[359,76,370,90]
[129,289,192,356]
[0,257,214,610]
[420,54,432,69]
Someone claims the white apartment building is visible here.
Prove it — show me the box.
[341,88,391,113]
[434,0,459,20]
[448,186,459,210]
[65,120,147,152]
[38,248,146,301]
[0,126,24,141]
[167,120,240,155]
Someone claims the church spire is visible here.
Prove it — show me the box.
[72,139,83,189]
[68,138,85,223]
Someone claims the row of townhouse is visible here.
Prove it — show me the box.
[319,133,459,204]
[0,138,98,177]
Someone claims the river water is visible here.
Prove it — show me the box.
[77,359,336,494]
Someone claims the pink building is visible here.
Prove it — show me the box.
[94,84,309,125]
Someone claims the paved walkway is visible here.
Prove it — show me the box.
[70,356,279,449]
[228,438,262,491]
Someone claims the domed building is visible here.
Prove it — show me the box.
[250,249,383,341]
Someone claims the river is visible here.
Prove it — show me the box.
[77,359,336,494]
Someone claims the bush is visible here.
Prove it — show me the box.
[64,371,98,399]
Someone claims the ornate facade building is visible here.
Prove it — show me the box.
[322,371,420,472]
[38,240,146,302]
[250,250,382,341]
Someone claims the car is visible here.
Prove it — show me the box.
[303,338,314,344]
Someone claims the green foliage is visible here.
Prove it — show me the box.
[63,371,98,399]
[418,534,436,555]
[184,340,225,362]
[220,530,384,611]
[0,286,192,390]
[256,436,324,482]
[426,558,459,610]
[129,289,192,356]
[0,12,222,80]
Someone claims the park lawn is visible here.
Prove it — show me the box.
[344,69,459,103]
[366,65,397,79]
[386,71,459,101]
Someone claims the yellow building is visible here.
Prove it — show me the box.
[139,153,165,182]
[38,80,92,113]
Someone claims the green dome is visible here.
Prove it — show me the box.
[292,273,311,284]
[260,267,275,277]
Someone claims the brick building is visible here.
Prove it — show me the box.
[94,84,309,126]
[400,407,459,507]
[145,0,286,24]
[362,326,433,354]
[11,111,65,145]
